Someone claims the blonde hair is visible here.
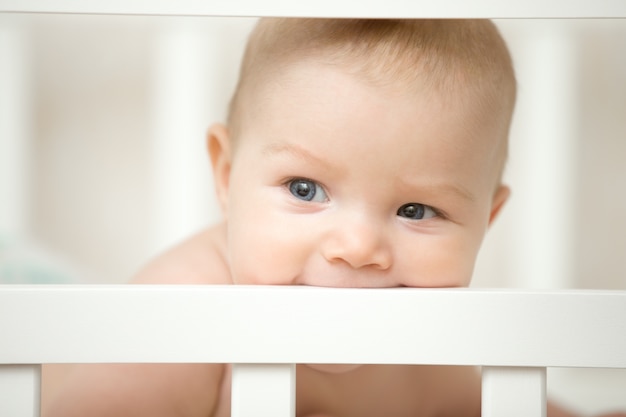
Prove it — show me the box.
[228,18,516,175]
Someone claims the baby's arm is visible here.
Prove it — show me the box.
[549,400,626,417]
[42,226,230,417]
[43,363,224,417]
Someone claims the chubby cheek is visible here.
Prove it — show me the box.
[226,210,313,285]
[399,233,482,288]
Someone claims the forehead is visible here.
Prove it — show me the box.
[238,61,504,195]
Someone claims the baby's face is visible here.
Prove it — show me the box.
[218,61,508,288]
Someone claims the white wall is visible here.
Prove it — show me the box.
[1,15,625,290]
[475,19,626,291]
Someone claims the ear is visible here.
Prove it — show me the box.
[207,123,232,216]
[488,184,510,226]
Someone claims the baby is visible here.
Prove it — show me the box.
[42,18,623,417]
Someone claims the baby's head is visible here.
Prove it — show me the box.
[209,18,516,288]
[228,18,515,176]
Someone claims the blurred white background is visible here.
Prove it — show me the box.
[1,14,625,414]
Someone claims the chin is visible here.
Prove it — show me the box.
[304,364,363,373]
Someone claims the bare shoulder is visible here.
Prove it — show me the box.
[132,222,231,285]
[43,362,226,417]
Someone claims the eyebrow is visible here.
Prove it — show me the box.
[448,185,474,202]
[396,174,476,203]
[412,181,475,203]
[262,142,333,169]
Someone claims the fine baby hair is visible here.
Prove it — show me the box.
[228,19,516,165]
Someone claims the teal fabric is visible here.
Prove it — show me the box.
[0,235,75,284]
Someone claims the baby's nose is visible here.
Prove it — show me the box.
[321,217,392,270]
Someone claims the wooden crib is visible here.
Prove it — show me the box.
[1,1,626,417]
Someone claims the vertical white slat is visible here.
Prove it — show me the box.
[231,364,296,417]
[482,366,547,417]
[150,18,217,254]
[0,364,41,417]
[504,21,579,289]
[0,15,31,239]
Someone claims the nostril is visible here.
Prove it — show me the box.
[321,236,392,271]
[370,252,392,271]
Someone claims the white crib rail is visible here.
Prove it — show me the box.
[1,286,625,417]
[1,0,626,17]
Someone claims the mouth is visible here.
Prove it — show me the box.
[294,272,399,288]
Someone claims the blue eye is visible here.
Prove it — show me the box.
[397,203,437,220]
[288,179,327,202]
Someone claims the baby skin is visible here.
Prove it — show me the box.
[41,19,626,417]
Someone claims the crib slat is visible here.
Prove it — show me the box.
[0,364,41,417]
[2,286,626,367]
[0,18,31,238]
[1,0,626,18]
[482,366,546,417]
[231,363,296,417]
